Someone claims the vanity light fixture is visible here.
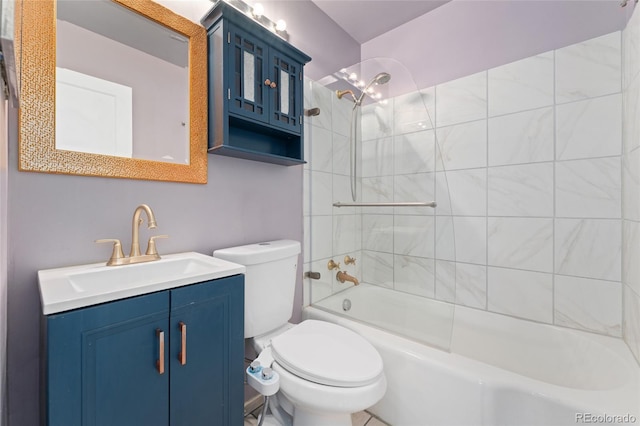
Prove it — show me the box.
[275,19,287,32]
[251,2,264,17]
[218,0,289,40]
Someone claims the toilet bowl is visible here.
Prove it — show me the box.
[252,320,386,425]
[213,240,386,425]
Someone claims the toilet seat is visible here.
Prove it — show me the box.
[270,320,383,387]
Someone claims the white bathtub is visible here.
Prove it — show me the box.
[304,284,640,426]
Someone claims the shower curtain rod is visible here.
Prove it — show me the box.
[333,201,437,208]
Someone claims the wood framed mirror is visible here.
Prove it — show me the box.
[16,0,208,183]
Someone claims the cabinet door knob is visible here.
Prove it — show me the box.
[264,78,271,86]
[156,329,165,375]
[179,322,187,366]
[270,82,276,89]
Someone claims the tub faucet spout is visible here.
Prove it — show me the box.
[336,270,359,286]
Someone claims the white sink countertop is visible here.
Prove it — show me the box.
[38,252,246,315]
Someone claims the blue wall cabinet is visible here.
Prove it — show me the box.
[202,2,311,166]
[42,275,244,426]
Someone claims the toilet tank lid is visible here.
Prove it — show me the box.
[213,240,300,265]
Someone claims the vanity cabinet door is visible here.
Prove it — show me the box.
[45,291,170,426]
[226,23,269,125]
[169,275,244,426]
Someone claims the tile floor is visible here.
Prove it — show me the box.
[244,407,390,426]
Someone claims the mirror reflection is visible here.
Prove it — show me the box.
[56,0,190,164]
[17,0,207,183]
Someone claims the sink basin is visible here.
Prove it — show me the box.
[38,252,245,315]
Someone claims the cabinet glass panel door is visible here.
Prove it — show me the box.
[228,24,268,123]
[270,51,302,133]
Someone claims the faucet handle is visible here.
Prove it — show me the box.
[146,235,169,256]
[327,259,341,270]
[344,255,356,265]
[96,239,125,265]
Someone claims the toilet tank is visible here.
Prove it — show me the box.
[213,240,300,338]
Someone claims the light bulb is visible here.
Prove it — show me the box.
[356,80,365,88]
[252,3,264,17]
[349,73,358,81]
[275,19,287,32]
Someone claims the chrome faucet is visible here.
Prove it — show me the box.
[96,204,168,266]
[336,270,359,286]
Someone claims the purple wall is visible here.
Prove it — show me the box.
[362,0,630,89]
[254,0,361,81]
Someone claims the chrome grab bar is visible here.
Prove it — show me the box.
[333,201,437,208]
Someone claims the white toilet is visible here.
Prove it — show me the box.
[213,240,386,426]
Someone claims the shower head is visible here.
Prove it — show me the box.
[357,72,391,105]
[373,72,391,85]
[335,71,392,105]
[363,72,391,93]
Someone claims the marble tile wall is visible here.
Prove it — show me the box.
[623,5,640,364]
[304,21,639,353]
[355,30,625,337]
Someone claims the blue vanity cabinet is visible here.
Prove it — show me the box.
[203,2,311,166]
[43,275,244,426]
